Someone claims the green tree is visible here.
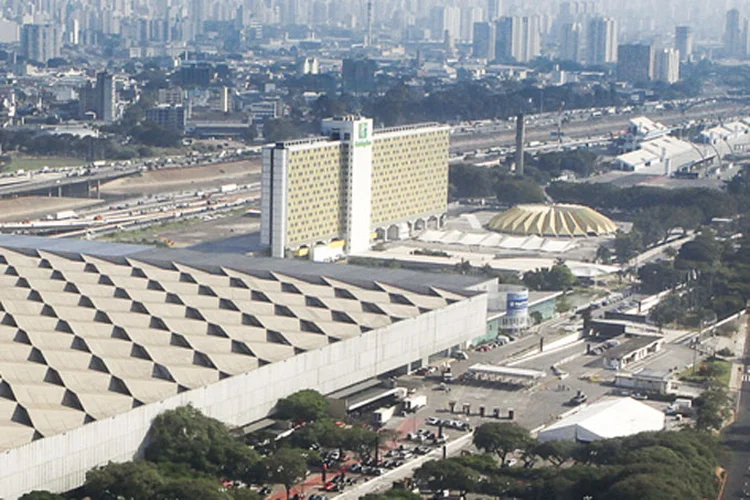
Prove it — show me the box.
[614,231,643,264]
[473,422,533,465]
[607,473,699,500]
[275,389,329,422]
[448,163,496,199]
[523,263,576,291]
[155,478,233,500]
[265,448,309,500]
[19,492,65,500]
[494,176,546,205]
[145,406,262,482]
[414,459,479,495]
[85,461,166,499]
[596,245,613,264]
[638,261,682,294]
[648,293,683,328]
[695,383,732,432]
[343,425,380,460]
[530,310,544,325]
[230,489,262,500]
[547,262,577,290]
[533,440,576,468]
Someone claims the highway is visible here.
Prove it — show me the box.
[449,100,750,155]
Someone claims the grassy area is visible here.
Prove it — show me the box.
[100,217,196,246]
[2,156,88,172]
[679,358,732,387]
[100,207,251,246]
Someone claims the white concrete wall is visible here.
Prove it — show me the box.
[0,294,487,499]
[260,146,273,246]
[269,149,288,258]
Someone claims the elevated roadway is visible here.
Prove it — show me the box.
[0,168,140,199]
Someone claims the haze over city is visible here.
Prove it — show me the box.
[4,0,750,500]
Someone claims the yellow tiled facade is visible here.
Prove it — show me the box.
[285,143,347,246]
[370,128,450,227]
[272,124,449,251]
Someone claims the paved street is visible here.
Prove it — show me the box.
[722,317,750,499]
[449,102,749,154]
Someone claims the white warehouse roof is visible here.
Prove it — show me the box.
[538,397,665,442]
[616,135,706,171]
[0,243,476,453]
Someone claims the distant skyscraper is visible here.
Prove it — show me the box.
[654,48,680,84]
[430,6,461,42]
[675,26,693,62]
[617,44,654,83]
[96,71,116,123]
[560,22,583,62]
[587,17,618,64]
[725,9,743,58]
[487,0,502,21]
[496,16,540,63]
[20,23,60,63]
[521,16,541,62]
[473,21,496,61]
[342,58,378,92]
[460,7,485,42]
[190,0,205,37]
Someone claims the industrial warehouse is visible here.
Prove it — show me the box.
[0,235,488,498]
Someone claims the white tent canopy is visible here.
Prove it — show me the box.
[538,397,665,442]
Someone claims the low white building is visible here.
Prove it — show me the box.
[538,397,665,442]
[615,135,710,173]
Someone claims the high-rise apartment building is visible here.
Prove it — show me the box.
[261,117,449,258]
[79,72,118,122]
[586,17,618,64]
[472,21,497,61]
[675,26,693,62]
[20,23,61,63]
[96,71,116,124]
[460,7,485,42]
[654,48,680,84]
[521,16,541,63]
[617,43,654,83]
[560,22,583,62]
[487,0,502,21]
[725,9,743,58]
[496,15,540,63]
[430,6,461,42]
[342,59,378,93]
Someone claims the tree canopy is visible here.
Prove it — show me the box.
[473,422,534,464]
[144,405,262,482]
[265,448,309,500]
[411,430,722,500]
[275,389,330,423]
[523,262,576,291]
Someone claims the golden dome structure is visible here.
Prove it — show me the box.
[488,204,617,237]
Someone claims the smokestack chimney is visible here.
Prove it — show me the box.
[515,113,525,177]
